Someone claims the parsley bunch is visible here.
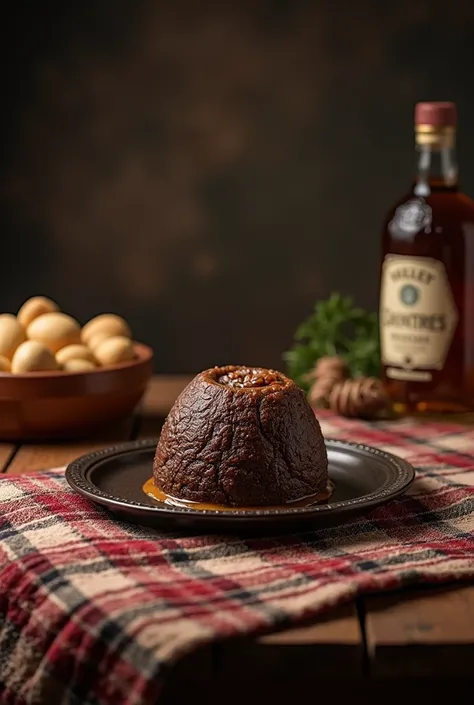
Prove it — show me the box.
[284,293,380,391]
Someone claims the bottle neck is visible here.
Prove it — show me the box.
[413,129,458,196]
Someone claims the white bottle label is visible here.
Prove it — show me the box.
[379,255,458,381]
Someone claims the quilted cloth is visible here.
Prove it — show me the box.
[1,412,474,703]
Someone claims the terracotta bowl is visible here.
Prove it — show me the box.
[0,342,153,440]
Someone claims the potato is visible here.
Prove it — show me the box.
[17,296,59,328]
[0,314,26,360]
[11,340,58,373]
[81,314,131,345]
[94,336,135,365]
[87,331,111,354]
[27,312,81,354]
[61,358,96,372]
[56,344,96,366]
[0,355,11,372]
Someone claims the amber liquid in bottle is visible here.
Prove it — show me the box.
[379,103,474,414]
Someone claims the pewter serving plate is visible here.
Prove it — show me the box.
[65,439,415,532]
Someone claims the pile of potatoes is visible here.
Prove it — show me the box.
[0,296,136,374]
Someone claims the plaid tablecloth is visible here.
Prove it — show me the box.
[1,412,474,704]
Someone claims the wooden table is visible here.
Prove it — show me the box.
[2,376,473,703]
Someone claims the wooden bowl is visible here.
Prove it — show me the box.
[0,342,153,440]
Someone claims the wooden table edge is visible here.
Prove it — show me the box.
[3,374,474,678]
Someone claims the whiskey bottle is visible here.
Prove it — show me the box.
[379,101,474,414]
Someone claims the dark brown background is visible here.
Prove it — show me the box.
[2,0,474,373]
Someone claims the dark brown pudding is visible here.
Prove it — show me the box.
[151,365,329,508]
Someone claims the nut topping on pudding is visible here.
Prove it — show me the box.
[151,365,329,509]
[216,366,285,388]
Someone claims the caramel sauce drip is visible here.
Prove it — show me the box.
[143,477,333,512]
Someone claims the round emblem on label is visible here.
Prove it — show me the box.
[380,255,459,372]
[388,199,432,240]
[400,284,420,306]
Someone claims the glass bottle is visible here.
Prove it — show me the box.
[379,101,474,414]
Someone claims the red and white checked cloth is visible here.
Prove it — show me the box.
[1,412,474,704]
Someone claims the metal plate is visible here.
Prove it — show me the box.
[66,439,415,532]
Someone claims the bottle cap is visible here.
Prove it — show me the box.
[415,102,457,127]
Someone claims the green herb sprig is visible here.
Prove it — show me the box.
[284,293,380,391]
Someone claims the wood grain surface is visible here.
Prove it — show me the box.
[1,375,474,683]
[365,585,474,676]
[0,444,16,473]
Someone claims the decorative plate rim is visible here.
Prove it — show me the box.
[65,438,416,519]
